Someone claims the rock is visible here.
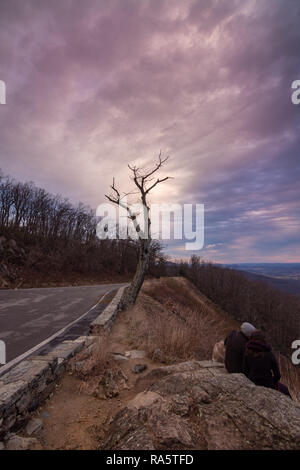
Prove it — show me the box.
[0,442,5,450]
[127,391,161,410]
[113,353,129,362]
[28,398,40,413]
[125,350,146,359]
[25,418,43,436]
[5,434,38,450]
[133,364,148,374]
[103,360,300,450]
[94,369,128,399]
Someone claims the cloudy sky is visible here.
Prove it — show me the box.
[0,0,299,262]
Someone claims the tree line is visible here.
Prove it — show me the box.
[0,169,166,282]
[0,170,98,243]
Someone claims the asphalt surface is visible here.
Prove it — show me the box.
[0,283,126,364]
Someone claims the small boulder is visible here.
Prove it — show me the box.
[133,364,148,374]
[113,353,129,362]
[94,369,128,399]
[125,350,146,359]
[5,434,38,450]
[25,418,43,436]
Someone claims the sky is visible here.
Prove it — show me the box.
[0,0,300,263]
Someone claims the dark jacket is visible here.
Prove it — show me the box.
[224,330,249,373]
[243,340,281,389]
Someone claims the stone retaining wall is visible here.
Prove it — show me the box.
[0,285,125,440]
[90,285,126,335]
[0,336,96,439]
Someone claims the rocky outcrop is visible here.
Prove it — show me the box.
[102,360,300,450]
[0,236,27,287]
[5,434,39,450]
[0,236,54,288]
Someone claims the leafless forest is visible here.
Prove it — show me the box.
[0,170,166,287]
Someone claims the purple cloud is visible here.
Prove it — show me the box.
[0,0,299,262]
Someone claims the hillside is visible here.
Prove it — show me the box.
[233,269,300,296]
[21,277,300,450]
[0,172,165,289]
[0,235,131,289]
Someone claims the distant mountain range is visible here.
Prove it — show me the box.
[226,263,300,295]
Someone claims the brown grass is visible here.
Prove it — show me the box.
[126,277,234,364]
[277,353,300,403]
[68,336,116,395]
[71,337,112,377]
[144,304,221,363]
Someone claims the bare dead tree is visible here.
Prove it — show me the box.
[105,152,172,309]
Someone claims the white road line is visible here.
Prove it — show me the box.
[0,289,114,376]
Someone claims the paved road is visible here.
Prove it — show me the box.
[0,283,126,364]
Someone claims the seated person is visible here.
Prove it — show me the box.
[243,330,280,389]
[224,322,256,373]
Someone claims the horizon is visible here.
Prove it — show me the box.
[0,0,300,264]
[167,259,300,265]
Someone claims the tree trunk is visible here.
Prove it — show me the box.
[119,240,150,310]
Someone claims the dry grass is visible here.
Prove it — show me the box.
[70,337,112,378]
[128,277,234,364]
[68,336,117,396]
[277,353,300,403]
[143,277,238,328]
[144,304,221,363]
